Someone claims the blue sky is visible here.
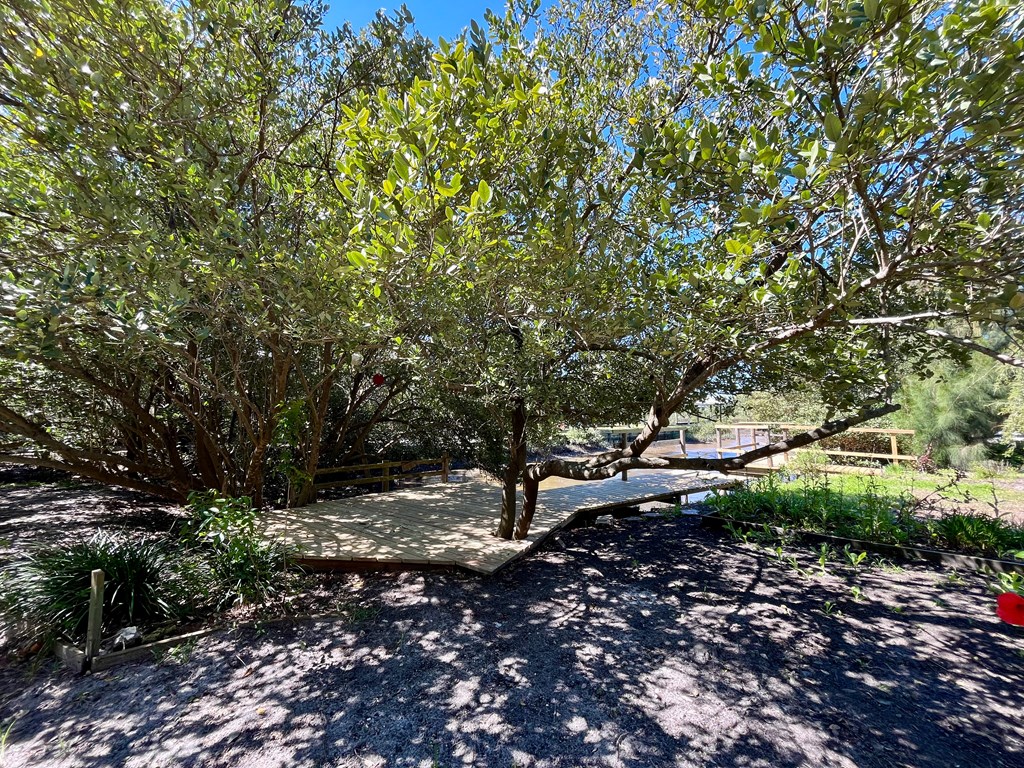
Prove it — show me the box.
[323,1,497,42]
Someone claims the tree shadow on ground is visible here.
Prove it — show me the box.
[2,516,1022,767]
[0,479,182,563]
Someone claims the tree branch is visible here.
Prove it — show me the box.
[527,404,900,482]
[919,329,1024,369]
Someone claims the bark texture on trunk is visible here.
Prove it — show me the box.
[513,474,540,540]
[495,398,527,539]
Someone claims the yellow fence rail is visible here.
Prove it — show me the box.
[313,454,450,492]
[713,423,917,467]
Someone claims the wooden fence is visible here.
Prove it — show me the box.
[714,423,917,467]
[312,453,451,493]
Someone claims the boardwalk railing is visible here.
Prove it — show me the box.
[313,453,450,493]
[714,423,916,467]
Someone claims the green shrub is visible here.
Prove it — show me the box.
[708,474,919,545]
[685,421,718,443]
[0,533,184,642]
[930,514,1024,557]
[183,492,290,608]
[789,447,829,477]
[561,427,609,449]
[708,474,1024,558]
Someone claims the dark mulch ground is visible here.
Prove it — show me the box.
[0,481,1021,767]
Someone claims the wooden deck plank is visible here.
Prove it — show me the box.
[263,473,735,574]
[268,500,531,567]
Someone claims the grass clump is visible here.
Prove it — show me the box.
[931,513,1024,557]
[0,533,189,642]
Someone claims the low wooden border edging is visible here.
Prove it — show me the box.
[50,566,221,674]
[701,513,1024,574]
[90,628,218,672]
[54,626,224,675]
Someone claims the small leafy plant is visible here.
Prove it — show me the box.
[990,570,1024,597]
[182,492,290,608]
[844,546,868,569]
[817,543,834,575]
[820,601,841,617]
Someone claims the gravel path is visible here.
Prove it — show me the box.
[2,511,1022,768]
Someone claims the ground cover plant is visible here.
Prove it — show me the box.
[180,492,293,609]
[0,534,185,642]
[707,472,1024,558]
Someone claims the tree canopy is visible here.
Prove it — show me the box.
[2,0,1022,536]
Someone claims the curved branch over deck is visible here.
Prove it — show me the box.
[511,404,900,540]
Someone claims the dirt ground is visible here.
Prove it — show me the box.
[1,482,1022,767]
[0,469,184,565]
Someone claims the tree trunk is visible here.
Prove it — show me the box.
[495,398,526,539]
[513,473,540,540]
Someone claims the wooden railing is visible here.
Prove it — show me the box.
[714,423,917,466]
[313,453,450,492]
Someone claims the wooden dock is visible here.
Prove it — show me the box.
[262,472,736,574]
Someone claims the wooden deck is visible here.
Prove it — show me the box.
[262,472,736,575]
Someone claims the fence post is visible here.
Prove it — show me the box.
[716,427,723,459]
[381,464,391,492]
[84,569,104,669]
[620,433,628,481]
[890,434,899,463]
[441,452,450,483]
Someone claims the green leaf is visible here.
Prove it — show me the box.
[476,180,492,205]
[808,140,821,167]
[437,174,463,197]
[347,251,369,269]
[864,0,880,20]
[824,114,843,143]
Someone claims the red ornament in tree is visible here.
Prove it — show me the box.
[996,592,1024,626]
[372,373,385,387]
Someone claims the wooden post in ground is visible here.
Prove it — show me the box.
[381,463,390,492]
[620,433,628,482]
[84,569,104,668]
[783,429,790,464]
[890,434,899,464]
[441,452,450,483]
